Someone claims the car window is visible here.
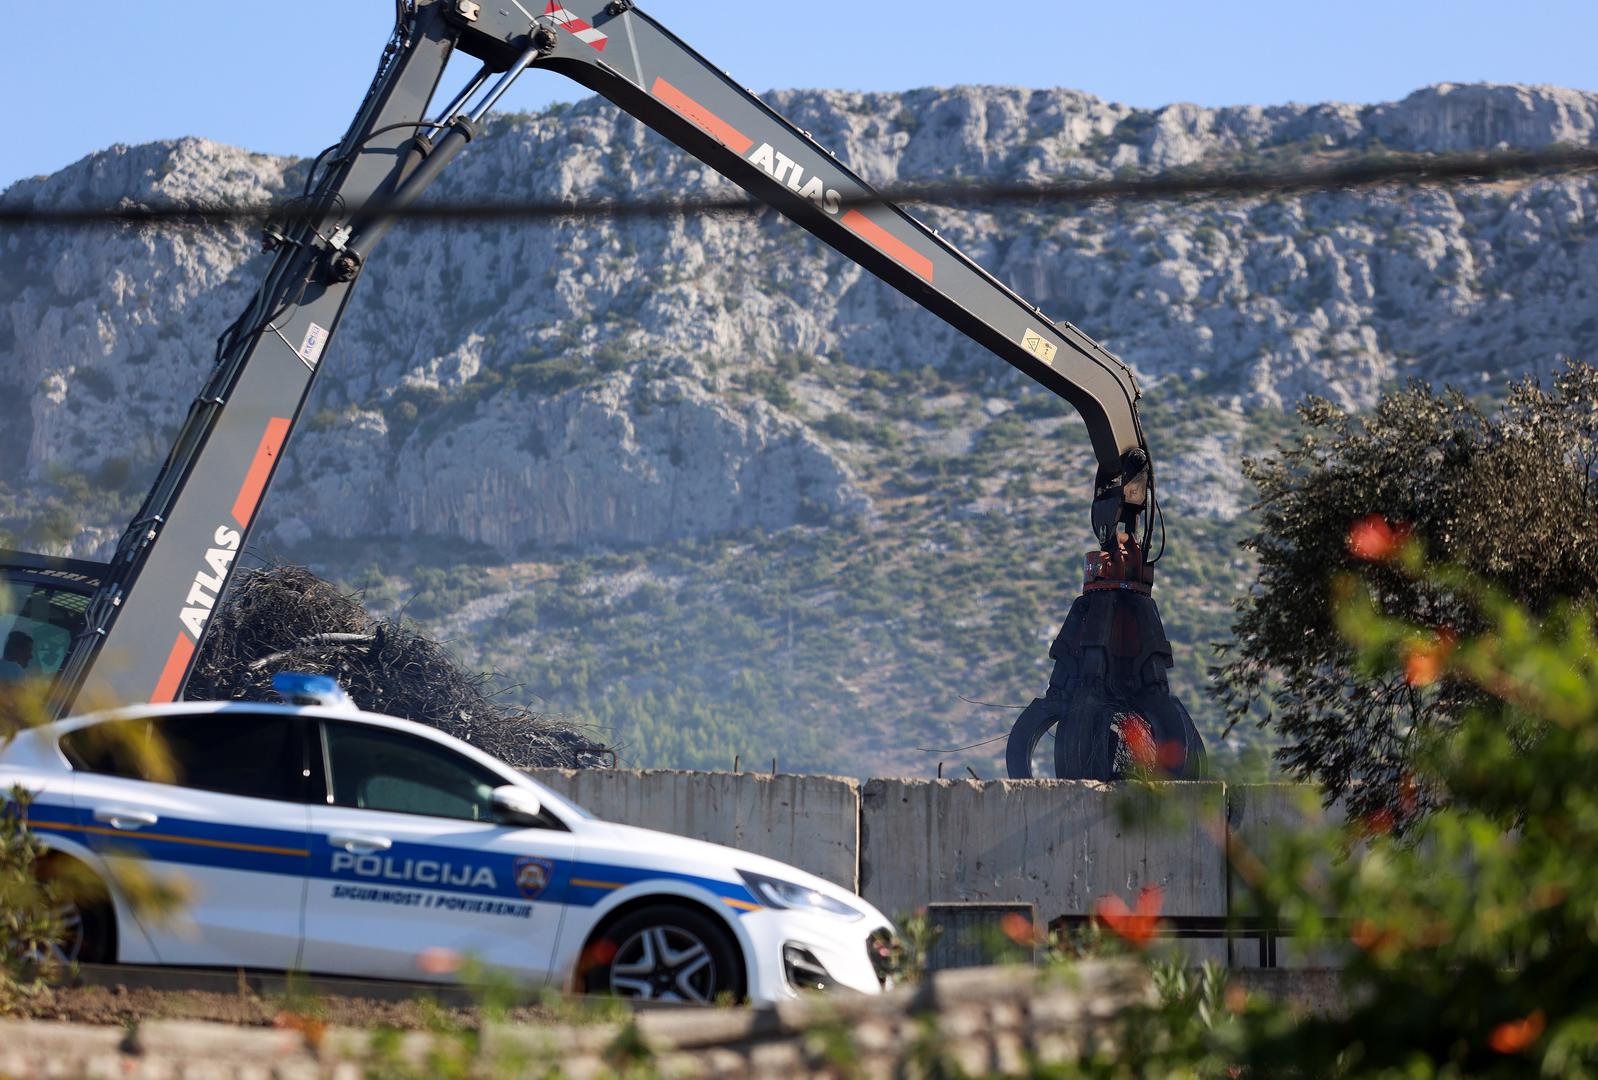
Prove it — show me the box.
[321,722,501,822]
[62,713,304,803]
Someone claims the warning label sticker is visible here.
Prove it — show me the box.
[298,322,328,369]
[1021,328,1058,364]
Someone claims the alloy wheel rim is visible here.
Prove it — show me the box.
[608,925,716,1002]
[28,901,84,969]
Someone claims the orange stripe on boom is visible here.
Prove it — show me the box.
[841,210,935,283]
[231,416,291,527]
[650,77,754,155]
[151,633,195,704]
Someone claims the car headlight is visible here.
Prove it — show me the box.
[739,870,863,921]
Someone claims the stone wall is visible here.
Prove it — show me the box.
[0,963,1151,1079]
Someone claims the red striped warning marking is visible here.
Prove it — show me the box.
[840,209,935,283]
[230,417,291,528]
[650,77,754,155]
[544,3,608,51]
[151,634,195,704]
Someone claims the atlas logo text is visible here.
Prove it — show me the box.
[179,526,240,639]
[747,143,842,215]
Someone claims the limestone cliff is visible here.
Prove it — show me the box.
[2,81,1594,553]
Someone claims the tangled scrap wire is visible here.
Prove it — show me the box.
[184,563,613,769]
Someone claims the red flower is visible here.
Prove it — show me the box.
[1347,515,1408,562]
[1096,886,1163,949]
[1119,714,1156,770]
[1488,1010,1546,1054]
[577,937,618,975]
[1156,740,1188,771]
[274,1011,328,1050]
[1349,919,1398,956]
[1361,808,1396,836]
[1402,630,1456,688]
[1000,911,1038,947]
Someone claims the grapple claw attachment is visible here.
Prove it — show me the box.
[1004,535,1206,780]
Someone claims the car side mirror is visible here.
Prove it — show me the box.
[491,785,543,827]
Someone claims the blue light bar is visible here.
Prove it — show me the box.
[271,671,354,709]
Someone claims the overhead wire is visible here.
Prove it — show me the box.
[0,145,1593,229]
[13,106,1579,766]
[915,732,1013,754]
[6,134,1589,610]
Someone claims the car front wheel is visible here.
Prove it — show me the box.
[582,904,745,1004]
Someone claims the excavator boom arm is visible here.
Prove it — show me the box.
[34,0,1156,715]
[525,3,1148,481]
[50,6,461,711]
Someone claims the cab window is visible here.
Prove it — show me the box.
[321,722,502,822]
[62,713,305,803]
[0,580,89,682]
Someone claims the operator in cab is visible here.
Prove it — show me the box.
[0,631,34,681]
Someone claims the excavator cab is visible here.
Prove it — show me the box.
[0,551,106,692]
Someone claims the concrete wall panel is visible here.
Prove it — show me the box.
[859,779,1228,924]
[525,770,1342,968]
[528,768,860,890]
[1226,783,1349,969]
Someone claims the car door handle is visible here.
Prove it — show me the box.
[93,807,159,830]
[330,833,392,853]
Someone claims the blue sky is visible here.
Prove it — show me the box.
[4,1,1594,187]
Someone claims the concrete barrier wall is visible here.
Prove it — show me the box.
[527,770,1336,967]
[1226,784,1349,969]
[858,779,1228,925]
[528,768,861,890]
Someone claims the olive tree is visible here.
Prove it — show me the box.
[1213,360,1598,821]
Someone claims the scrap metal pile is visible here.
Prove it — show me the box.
[184,563,611,769]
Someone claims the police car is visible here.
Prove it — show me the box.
[4,675,895,1003]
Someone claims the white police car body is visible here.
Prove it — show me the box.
[2,676,894,1003]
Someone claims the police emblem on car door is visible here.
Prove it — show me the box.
[514,856,554,899]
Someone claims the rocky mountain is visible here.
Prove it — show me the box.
[2,82,1595,775]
